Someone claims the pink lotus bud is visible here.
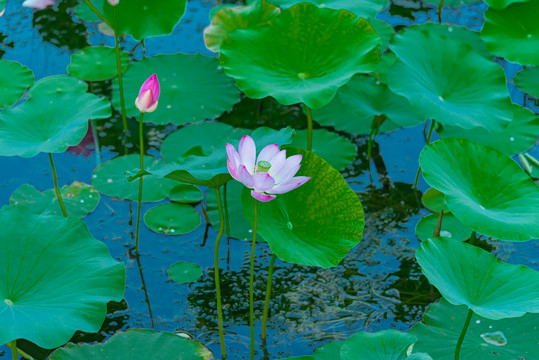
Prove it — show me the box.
[135,74,160,113]
[108,0,119,6]
[22,0,55,10]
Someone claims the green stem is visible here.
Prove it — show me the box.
[214,187,227,359]
[224,182,231,268]
[48,153,68,217]
[454,308,473,360]
[82,0,112,27]
[433,209,444,238]
[141,39,147,58]
[413,120,436,191]
[437,0,445,23]
[10,341,17,360]
[17,347,32,360]
[261,254,277,340]
[304,104,313,152]
[113,6,128,132]
[135,112,144,254]
[249,200,258,360]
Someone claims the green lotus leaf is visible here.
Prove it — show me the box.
[264,0,389,19]
[415,212,471,242]
[168,262,203,283]
[312,340,345,360]
[341,330,425,360]
[28,75,89,96]
[520,152,539,179]
[278,357,315,360]
[438,104,539,155]
[411,298,539,359]
[49,329,212,359]
[144,203,201,235]
[371,19,395,51]
[372,51,397,84]
[242,148,364,268]
[209,4,236,19]
[219,2,381,109]
[419,138,539,241]
[424,0,481,7]
[313,75,423,135]
[0,60,34,108]
[204,0,281,52]
[481,1,539,66]
[421,188,448,213]
[169,184,204,204]
[388,24,513,132]
[75,0,104,22]
[67,46,129,82]
[484,0,531,10]
[285,129,356,170]
[0,206,125,349]
[112,53,240,125]
[9,182,100,218]
[416,237,539,320]
[92,155,178,202]
[514,66,539,98]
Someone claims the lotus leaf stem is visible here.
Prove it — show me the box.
[223,182,231,269]
[454,307,473,360]
[134,112,144,254]
[48,153,68,217]
[249,200,259,360]
[113,6,128,132]
[413,119,436,191]
[437,0,445,23]
[135,253,155,327]
[261,253,277,340]
[304,104,313,152]
[214,186,227,359]
[82,0,112,28]
[433,209,444,237]
[9,340,17,360]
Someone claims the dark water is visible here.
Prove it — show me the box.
[0,0,538,359]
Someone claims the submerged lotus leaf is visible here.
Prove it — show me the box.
[481,1,539,66]
[92,155,178,202]
[411,298,539,359]
[68,46,129,81]
[242,148,364,268]
[9,182,100,218]
[264,0,389,19]
[144,203,201,235]
[416,237,539,319]
[49,329,212,359]
[169,184,204,204]
[421,188,448,213]
[514,67,539,98]
[219,2,380,109]
[419,138,539,241]
[388,25,513,132]
[438,104,539,155]
[0,206,125,349]
[204,0,281,52]
[0,60,34,108]
[415,212,471,242]
[168,262,203,284]
[113,54,240,125]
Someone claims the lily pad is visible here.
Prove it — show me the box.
[219,2,381,109]
[9,182,100,218]
[168,262,203,283]
[264,0,389,19]
[419,138,539,241]
[112,53,240,125]
[67,46,129,82]
[481,1,539,66]
[415,212,471,241]
[0,206,125,349]
[144,203,201,235]
[388,24,513,132]
[416,237,539,319]
[92,155,178,202]
[169,185,204,204]
[341,330,429,360]
[242,148,364,268]
[411,298,539,359]
[0,60,34,108]
[421,188,448,213]
[514,66,539,98]
[49,329,212,359]
[28,75,88,96]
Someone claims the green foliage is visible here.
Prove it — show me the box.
[415,212,471,242]
[68,46,129,81]
[144,203,201,235]
[0,60,34,108]
[168,262,203,284]
[514,66,539,98]
[263,0,389,19]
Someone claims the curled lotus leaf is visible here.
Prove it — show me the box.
[0,60,34,108]
[263,0,389,19]
[67,46,130,82]
[514,66,539,99]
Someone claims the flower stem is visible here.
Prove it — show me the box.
[454,308,473,360]
[113,6,128,132]
[433,209,444,238]
[135,112,144,254]
[413,120,436,191]
[261,253,277,341]
[10,340,17,360]
[82,0,112,27]
[214,187,227,359]
[304,104,313,152]
[249,200,258,360]
[223,182,231,269]
[48,153,68,217]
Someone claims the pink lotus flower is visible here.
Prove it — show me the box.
[226,135,311,202]
[135,74,160,113]
[108,0,119,6]
[22,0,55,9]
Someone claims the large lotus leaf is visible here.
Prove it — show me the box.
[0,88,111,158]
[9,182,100,218]
[388,25,513,132]
[0,206,125,348]
[112,54,240,125]
[204,0,281,52]
[438,104,539,155]
[28,75,89,96]
[242,148,364,268]
[372,52,397,84]
[370,20,394,51]
[144,203,201,235]
[411,298,539,359]
[67,46,129,82]
[312,340,345,360]
[264,0,389,19]
[92,155,178,202]
[481,1,539,66]
[49,329,212,359]
[219,3,381,109]
[484,0,531,10]
[416,237,539,320]
[168,262,203,284]
[514,67,539,98]
[415,212,471,242]
[0,60,34,108]
[419,138,539,241]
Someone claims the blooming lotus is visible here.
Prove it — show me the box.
[22,0,55,9]
[135,74,160,113]
[226,135,310,202]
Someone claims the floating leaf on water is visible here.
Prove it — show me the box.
[312,340,345,360]
[67,46,129,82]
[169,184,204,204]
[0,60,34,108]
[415,212,472,242]
[263,0,389,19]
[340,329,425,360]
[514,66,539,99]
[167,262,203,283]
[144,203,201,235]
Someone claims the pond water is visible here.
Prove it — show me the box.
[0,0,538,359]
